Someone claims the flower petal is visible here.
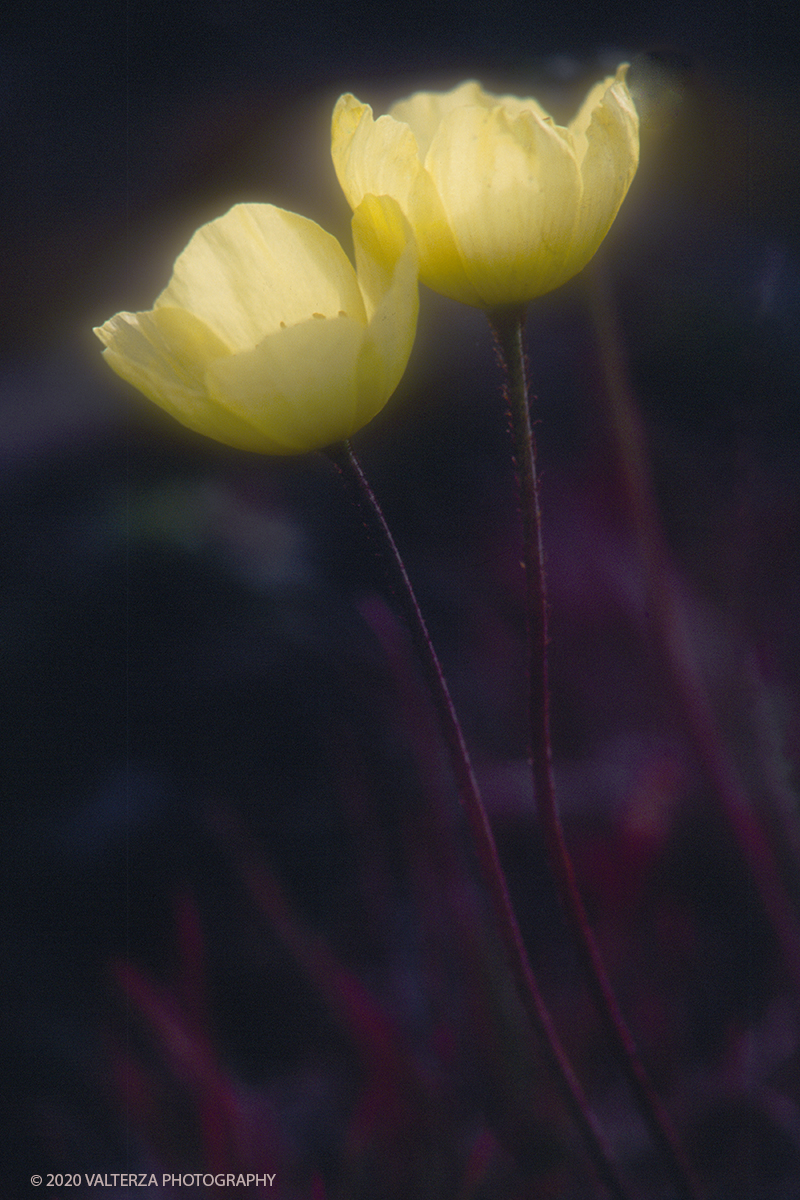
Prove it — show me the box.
[390,81,489,158]
[568,74,618,163]
[568,66,639,278]
[351,194,419,423]
[95,308,286,451]
[332,93,472,304]
[205,314,369,453]
[351,193,414,320]
[332,95,421,214]
[391,80,552,158]
[425,104,582,307]
[157,204,366,350]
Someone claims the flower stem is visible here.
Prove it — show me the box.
[326,440,633,1200]
[489,306,705,1200]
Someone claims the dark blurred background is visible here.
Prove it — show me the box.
[3,2,800,1197]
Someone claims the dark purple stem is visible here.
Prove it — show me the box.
[326,439,633,1200]
[489,306,705,1200]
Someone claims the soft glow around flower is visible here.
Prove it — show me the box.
[94,196,419,454]
[332,67,639,309]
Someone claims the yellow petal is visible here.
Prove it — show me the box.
[95,309,284,452]
[332,95,421,214]
[568,74,618,163]
[425,103,582,307]
[482,88,552,124]
[391,80,552,157]
[157,203,366,349]
[332,94,473,305]
[351,192,416,319]
[205,314,367,452]
[567,66,639,279]
[352,195,420,421]
[390,81,488,158]
[202,196,420,452]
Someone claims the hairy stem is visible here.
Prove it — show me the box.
[489,305,704,1200]
[326,440,633,1200]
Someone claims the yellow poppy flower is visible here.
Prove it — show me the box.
[94,195,418,454]
[332,66,639,309]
